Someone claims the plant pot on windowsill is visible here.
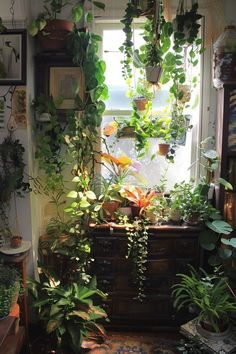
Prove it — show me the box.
[10,236,22,249]
[183,213,202,226]
[130,204,142,218]
[145,65,163,84]
[38,19,74,51]
[102,201,120,221]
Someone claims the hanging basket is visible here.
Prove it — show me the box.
[145,65,163,84]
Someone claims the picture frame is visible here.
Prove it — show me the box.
[0,29,26,85]
[50,67,84,109]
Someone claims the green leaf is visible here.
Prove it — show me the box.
[206,220,233,235]
[79,199,91,208]
[218,178,233,190]
[221,238,236,248]
[85,190,96,200]
[93,1,105,10]
[218,247,232,259]
[85,11,93,23]
[72,176,80,182]
[72,4,83,22]
[203,149,218,160]
[67,191,78,198]
[199,230,217,250]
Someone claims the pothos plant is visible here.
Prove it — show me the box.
[161,0,203,145]
[33,1,108,280]
[0,135,30,237]
[126,218,149,302]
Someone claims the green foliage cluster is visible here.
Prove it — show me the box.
[28,269,107,353]
[0,264,21,319]
[0,136,30,236]
[126,219,149,301]
[172,266,236,333]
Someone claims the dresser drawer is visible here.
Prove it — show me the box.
[112,296,171,319]
[115,275,171,295]
[175,238,198,257]
[147,259,173,275]
[93,258,116,275]
[148,239,173,258]
[97,276,115,293]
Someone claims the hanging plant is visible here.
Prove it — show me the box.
[126,219,149,301]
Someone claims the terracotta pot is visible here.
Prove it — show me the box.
[158,143,170,156]
[10,236,22,249]
[145,65,163,84]
[38,19,74,51]
[102,201,120,221]
[133,97,148,111]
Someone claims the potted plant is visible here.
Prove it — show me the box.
[121,185,156,218]
[28,268,108,353]
[0,136,30,243]
[28,0,105,51]
[172,266,236,337]
[98,177,122,221]
[132,77,154,111]
[0,265,21,319]
[170,179,216,225]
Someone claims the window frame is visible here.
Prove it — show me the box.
[95,18,208,181]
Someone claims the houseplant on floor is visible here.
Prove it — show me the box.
[28,268,108,353]
[172,265,236,337]
[0,264,21,319]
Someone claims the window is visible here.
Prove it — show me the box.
[95,22,201,190]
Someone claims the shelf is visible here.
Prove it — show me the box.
[0,327,25,354]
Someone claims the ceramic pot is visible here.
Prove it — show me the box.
[170,208,182,223]
[145,65,163,84]
[119,207,132,217]
[133,97,148,111]
[158,143,170,156]
[184,213,201,226]
[102,201,120,221]
[196,320,230,340]
[10,236,22,249]
[38,19,74,51]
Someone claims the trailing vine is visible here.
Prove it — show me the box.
[126,219,149,301]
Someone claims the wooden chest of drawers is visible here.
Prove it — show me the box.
[89,224,201,329]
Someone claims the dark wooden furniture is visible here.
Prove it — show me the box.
[0,250,30,340]
[215,83,236,224]
[90,224,200,329]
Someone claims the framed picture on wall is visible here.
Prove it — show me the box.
[0,29,27,85]
[50,67,84,109]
